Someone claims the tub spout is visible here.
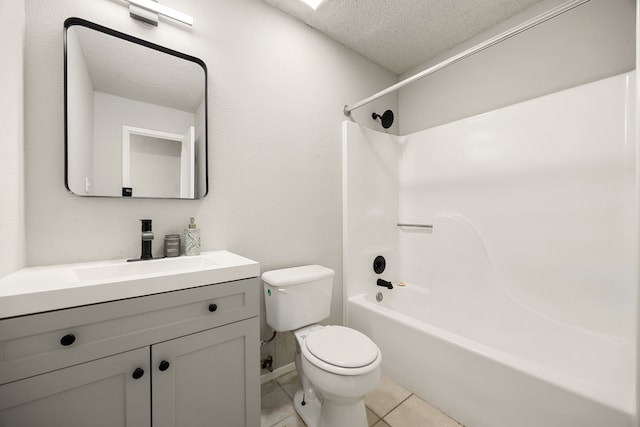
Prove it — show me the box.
[377,279,393,289]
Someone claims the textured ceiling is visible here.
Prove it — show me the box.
[72,25,205,112]
[263,0,545,74]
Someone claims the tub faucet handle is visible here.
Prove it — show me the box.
[377,279,393,289]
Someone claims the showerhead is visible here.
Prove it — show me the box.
[372,110,394,129]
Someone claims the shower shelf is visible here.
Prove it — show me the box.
[397,223,433,229]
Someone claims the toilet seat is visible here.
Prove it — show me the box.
[301,326,381,376]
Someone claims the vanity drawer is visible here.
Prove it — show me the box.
[0,277,259,385]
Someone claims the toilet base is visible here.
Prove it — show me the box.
[294,388,369,427]
[294,389,320,427]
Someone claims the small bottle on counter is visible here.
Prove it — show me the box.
[164,234,181,257]
[184,217,201,256]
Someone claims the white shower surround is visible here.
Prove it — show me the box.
[343,72,636,427]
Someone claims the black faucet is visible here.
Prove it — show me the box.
[377,278,393,289]
[140,219,154,260]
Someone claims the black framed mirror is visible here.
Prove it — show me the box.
[64,18,208,199]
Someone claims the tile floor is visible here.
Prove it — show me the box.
[261,371,465,427]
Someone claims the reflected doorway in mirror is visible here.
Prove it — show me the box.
[122,125,195,199]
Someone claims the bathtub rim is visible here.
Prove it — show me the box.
[347,291,634,416]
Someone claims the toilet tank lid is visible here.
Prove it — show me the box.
[262,265,334,286]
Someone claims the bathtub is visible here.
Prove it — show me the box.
[348,284,634,427]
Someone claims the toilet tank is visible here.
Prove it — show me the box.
[262,265,334,332]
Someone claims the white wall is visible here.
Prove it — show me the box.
[23,0,397,369]
[399,0,636,134]
[0,0,26,278]
[636,2,640,424]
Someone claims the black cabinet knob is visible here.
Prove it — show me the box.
[60,334,76,346]
[208,303,218,312]
[159,360,170,371]
[132,367,145,379]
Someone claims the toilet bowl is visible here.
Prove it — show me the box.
[262,265,382,427]
[293,325,381,427]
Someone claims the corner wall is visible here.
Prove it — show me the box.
[0,0,26,278]
[636,1,640,425]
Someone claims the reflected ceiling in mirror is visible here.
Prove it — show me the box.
[64,18,208,199]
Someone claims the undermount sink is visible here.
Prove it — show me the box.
[73,255,218,282]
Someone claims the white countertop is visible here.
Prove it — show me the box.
[0,250,260,319]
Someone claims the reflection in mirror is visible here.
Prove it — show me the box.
[64,18,207,199]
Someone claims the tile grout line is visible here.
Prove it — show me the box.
[267,375,463,427]
[365,406,382,427]
[377,392,414,424]
[268,378,417,427]
[266,380,297,427]
[275,378,288,397]
[279,379,297,425]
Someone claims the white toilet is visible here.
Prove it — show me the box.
[262,265,381,427]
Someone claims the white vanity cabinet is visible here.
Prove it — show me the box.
[0,277,260,427]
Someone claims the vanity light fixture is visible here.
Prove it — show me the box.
[127,0,193,26]
[300,0,325,10]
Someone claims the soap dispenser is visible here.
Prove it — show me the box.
[184,217,201,256]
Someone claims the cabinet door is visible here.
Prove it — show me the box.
[152,317,259,427]
[0,347,150,427]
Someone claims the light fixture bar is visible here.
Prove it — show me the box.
[128,0,193,26]
[301,0,325,10]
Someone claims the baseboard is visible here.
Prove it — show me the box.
[260,362,296,384]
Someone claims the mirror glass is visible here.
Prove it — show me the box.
[64,18,207,199]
